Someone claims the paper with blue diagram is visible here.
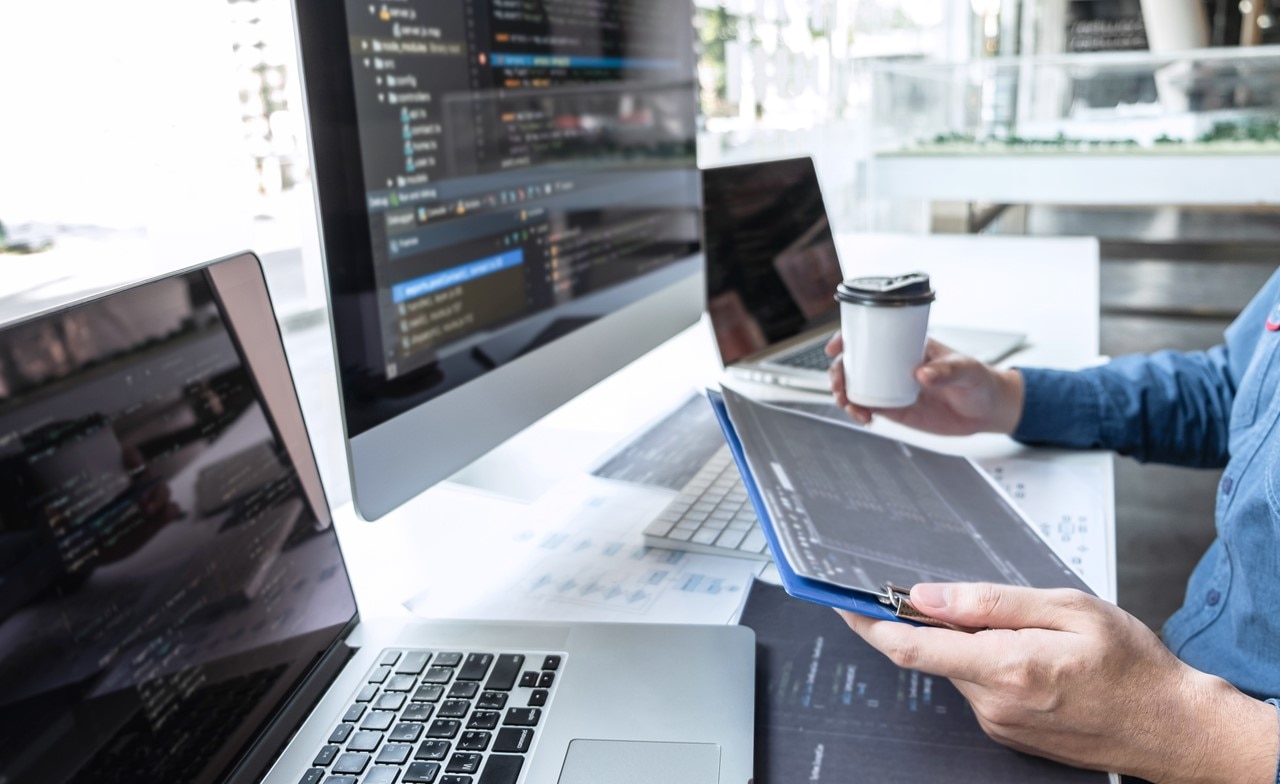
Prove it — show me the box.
[707,386,1094,627]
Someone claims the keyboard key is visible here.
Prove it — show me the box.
[365,767,400,784]
[493,728,533,754]
[403,761,441,783]
[380,651,402,667]
[396,651,432,675]
[323,777,357,784]
[328,724,354,743]
[403,703,435,722]
[541,656,560,671]
[438,700,471,718]
[517,672,538,688]
[426,719,461,738]
[415,740,451,760]
[458,730,491,751]
[536,672,555,689]
[476,691,507,710]
[342,704,366,723]
[369,666,392,684]
[666,527,695,541]
[483,654,524,691]
[313,745,340,766]
[457,654,493,681]
[739,529,768,553]
[714,529,747,549]
[413,684,445,702]
[360,711,396,731]
[503,708,541,727]
[298,770,325,784]
[527,689,548,707]
[356,685,379,703]
[391,722,425,743]
[422,667,453,684]
[477,754,524,784]
[347,731,383,752]
[447,681,479,699]
[385,675,417,692]
[376,743,414,765]
[439,777,472,784]
[447,753,483,774]
[466,710,500,730]
[375,693,407,711]
[434,652,463,667]
[332,752,371,775]
[643,518,675,537]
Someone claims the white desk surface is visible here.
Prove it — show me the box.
[326,232,1113,620]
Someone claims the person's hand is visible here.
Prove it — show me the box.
[825,333,1024,435]
[839,583,1280,783]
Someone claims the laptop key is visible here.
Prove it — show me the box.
[328,724,354,743]
[739,529,768,553]
[403,761,441,783]
[536,672,554,688]
[422,667,453,684]
[391,722,425,743]
[458,730,491,751]
[385,675,417,692]
[426,719,461,738]
[369,666,392,684]
[356,685,379,703]
[365,767,400,784]
[541,656,560,670]
[477,754,524,784]
[376,743,414,765]
[466,710,500,730]
[347,730,383,752]
[415,740,451,760]
[447,753,483,774]
[413,684,445,702]
[517,672,538,688]
[403,703,435,722]
[503,708,541,727]
[360,711,396,731]
[434,652,464,667]
[457,653,493,681]
[313,745,340,766]
[380,651,402,667]
[447,681,479,699]
[439,777,472,784]
[476,691,507,710]
[375,693,407,711]
[323,777,357,784]
[332,752,371,775]
[527,689,548,707]
[342,704,366,723]
[438,700,471,718]
[492,727,533,754]
[483,654,524,691]
[298,770,325,784]
[396,651,431,675]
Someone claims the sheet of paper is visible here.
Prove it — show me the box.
[404,476,765,625]
[977,455,1116,602]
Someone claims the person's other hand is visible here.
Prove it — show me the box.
[825,333,1024,435]
[839,583,1280,783]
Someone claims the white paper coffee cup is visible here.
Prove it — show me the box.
[836,273,935,408]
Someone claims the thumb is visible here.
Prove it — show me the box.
[909,583,1092,631]
[917,357,977,387]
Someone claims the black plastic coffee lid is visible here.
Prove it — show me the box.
[835,273,935,307]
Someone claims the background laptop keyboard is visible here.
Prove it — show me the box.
[641,447,771,560]
[771,340,831,371]
[299,648,565,784]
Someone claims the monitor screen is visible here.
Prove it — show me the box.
[0,259,357,783]
[702,157,844,365]
[298,0,704,517]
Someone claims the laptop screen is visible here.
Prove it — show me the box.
[0,258,357,783]
[702,157,844,365]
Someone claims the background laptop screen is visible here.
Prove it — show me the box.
[702,157,844,365]
[0,264,357,783]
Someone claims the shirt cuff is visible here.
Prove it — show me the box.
[1268,699,1280,784]
[1011,367,1106,449]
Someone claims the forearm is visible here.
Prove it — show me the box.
[1145,673,1278,784]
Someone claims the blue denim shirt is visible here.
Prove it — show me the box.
[1013,269,1280,780]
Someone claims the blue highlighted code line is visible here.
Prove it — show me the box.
[489,53,680,70]
[391,249,524,304]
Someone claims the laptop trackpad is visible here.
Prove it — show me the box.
[557,739,720,784]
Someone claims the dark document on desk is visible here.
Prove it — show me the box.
[741,580,1109,783]
[714,386,1091,616]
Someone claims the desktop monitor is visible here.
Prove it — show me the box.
[294,0,704,519]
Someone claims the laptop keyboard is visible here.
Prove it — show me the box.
[642,447,771,560]
[772,340,831,371]
[299,648,565,784]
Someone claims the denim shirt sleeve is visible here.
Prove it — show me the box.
[1012,346,1236,468]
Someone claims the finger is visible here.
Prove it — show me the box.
[916,357,979,387]
[922,339,956,362]
[909,582,1097,632]
[845,405,871,425]
[824,331,843,357]
[837,609,997,682]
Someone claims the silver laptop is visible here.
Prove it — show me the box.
[0,253,754,784]
[702,156,1025,391]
